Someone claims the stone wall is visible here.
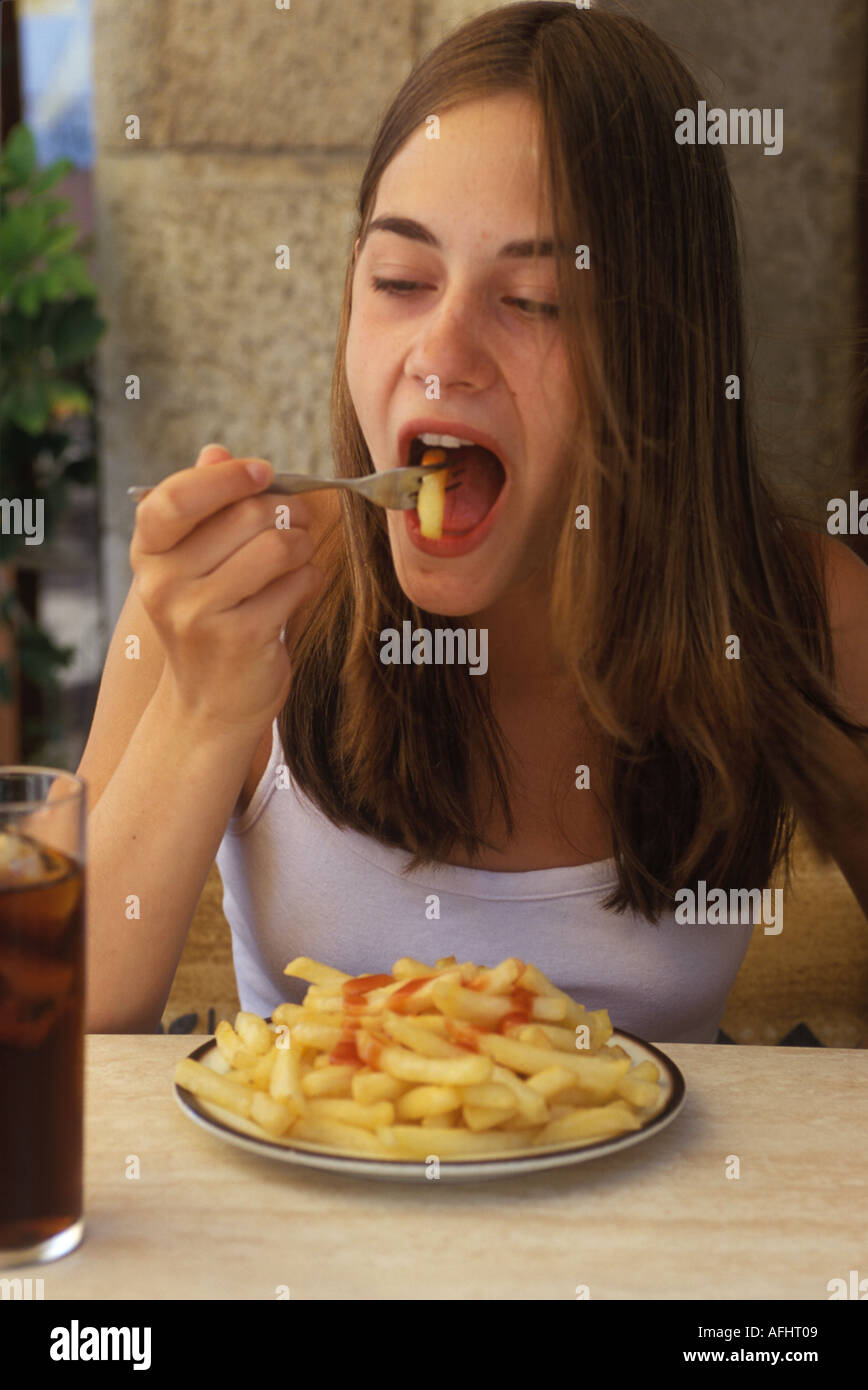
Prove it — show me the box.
[91,0,865,627]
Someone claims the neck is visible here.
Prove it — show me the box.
[473,573,569,702]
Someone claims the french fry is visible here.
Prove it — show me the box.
[362,1035,493,1087]
[525,1064,581,1099]
[270,1046,307,1111]
[306,1098,395,1130]
[617,1074,664,1110]
[301,1064,356,1098]
[478,1033,630,1096]
[461,1082,516,1110]
[514,1025,557,1048]
[380,1012,466,1058]
[174,1058,254,1119]
[290,1021,343,1052]
[291,1116,393,1155]
[517,1023,578,1053]
[388,1125,527,1157]
[489,1063,549,1125]
[351,1070,407,1105]
[396,1085,463,1120]
[234,1011,273,1055]
[214,1020,258,1070]
[272,1002,306,1026]
[251,1048,277,1089]
[532,1100,642,1147]
[284,956,350,988]
[477,958,524,993]
[431,979,515,1026]
[391,957,438,980]
[463,1103,517,1132]
[416,451,449,539]
[250,1090,299,1137]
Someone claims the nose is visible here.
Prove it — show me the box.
[404,282,496,394]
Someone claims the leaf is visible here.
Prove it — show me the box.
[52,299,106,366]
[37,197,72,220]
[43,254,96,297]
[30,158,74,196]
[42,224,80,258]
[17,619,75,688]
[4,378,52,433]
[0,202,49,265]
[14,277,43,318]
[39,267,74,301]
[0,126,36,190]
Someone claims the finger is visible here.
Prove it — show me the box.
[192,492,314,578]
[143,489,315,582]
[230,561,324,643]
[195,443,233,468]
[199,524,317,613]
[132,457,275,556]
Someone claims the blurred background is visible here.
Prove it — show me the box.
[1,0,866,1041]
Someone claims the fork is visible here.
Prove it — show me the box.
[126,460,462,511]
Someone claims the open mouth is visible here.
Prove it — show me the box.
[407,436,507,537]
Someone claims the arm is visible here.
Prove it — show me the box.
[79,447,325,1032]
[78,578,267,1033]
[818,536,868,918]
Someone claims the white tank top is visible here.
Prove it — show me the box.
[216,719,753,1042]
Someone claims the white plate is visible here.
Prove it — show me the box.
[174,1028,686,1183]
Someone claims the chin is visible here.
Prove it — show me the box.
[389,547,506,618]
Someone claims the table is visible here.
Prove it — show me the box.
[12,1037,868,1300]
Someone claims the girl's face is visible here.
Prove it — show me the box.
[345,92,579,617]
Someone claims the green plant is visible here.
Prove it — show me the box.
[0,123,106,750]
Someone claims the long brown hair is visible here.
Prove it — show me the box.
[280,2,868,919]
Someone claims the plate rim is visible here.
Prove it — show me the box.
[173,1025,686,1176]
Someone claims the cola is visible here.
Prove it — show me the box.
[0,831,85,1257]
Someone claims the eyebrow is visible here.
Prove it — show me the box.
[363,214,564,259]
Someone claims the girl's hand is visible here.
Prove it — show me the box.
[129,444,323,736]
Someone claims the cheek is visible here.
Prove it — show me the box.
[346,301,386,404]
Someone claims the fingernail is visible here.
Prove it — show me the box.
[245,460,272,484]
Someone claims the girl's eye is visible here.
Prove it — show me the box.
[370,278,559,319]
[503,297,560,320]
[371,277,424,295]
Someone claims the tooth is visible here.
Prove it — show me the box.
[418,432,474,448]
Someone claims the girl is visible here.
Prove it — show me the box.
[79,4,868,1041]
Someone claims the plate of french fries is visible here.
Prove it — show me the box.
[173,954,685,1180]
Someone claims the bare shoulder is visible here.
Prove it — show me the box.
[811,533,868,722]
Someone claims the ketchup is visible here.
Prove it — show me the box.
[497,987,534,1035]
[388,976,431,1013]
[342,973,394,1001]
[327,974,393,1066]
[446,1020,485,1052]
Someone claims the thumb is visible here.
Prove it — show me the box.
[195,443,233,467]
